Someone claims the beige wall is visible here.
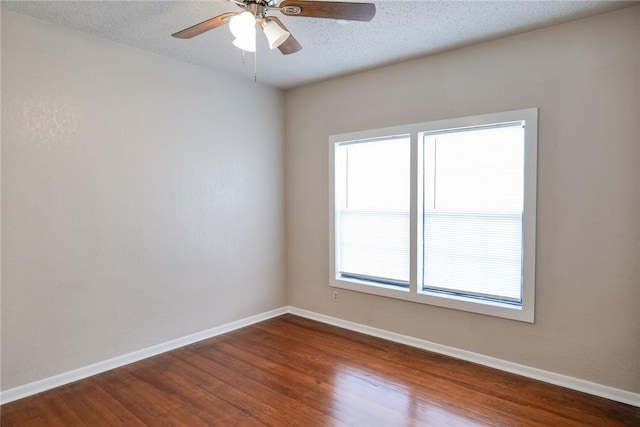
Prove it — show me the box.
[1,11,285,390]
[285,7,640,393]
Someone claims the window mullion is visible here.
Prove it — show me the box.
[410,132,419,294]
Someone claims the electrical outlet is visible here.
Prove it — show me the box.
[333,291,339,303]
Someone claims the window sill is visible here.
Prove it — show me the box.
[331,277,534,323]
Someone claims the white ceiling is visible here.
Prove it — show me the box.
[2,0,637,88]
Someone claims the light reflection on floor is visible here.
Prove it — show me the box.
[330,365,484,426]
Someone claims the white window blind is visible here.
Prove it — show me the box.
[422,124,525,303]
[335,136,410,287]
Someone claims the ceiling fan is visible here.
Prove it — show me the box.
[172,0,376,55]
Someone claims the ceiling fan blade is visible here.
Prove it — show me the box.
[268,17,303,55]
[172,12,236,39]
[280,1,375,22]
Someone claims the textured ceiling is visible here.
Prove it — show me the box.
[2,0,637,88]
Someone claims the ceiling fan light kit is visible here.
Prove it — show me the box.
[231,34,256,52]
[229,11,256,39]
[172,0,376,55]
[262,19,291,49]
[229,11,258,51]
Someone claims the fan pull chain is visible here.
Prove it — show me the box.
[254,48,257,83]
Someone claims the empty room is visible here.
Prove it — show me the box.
[1,0,639,425]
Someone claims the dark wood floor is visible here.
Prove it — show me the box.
[1,314,638,426]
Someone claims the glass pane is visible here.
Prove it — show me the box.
[422,124,524,302]
[336,137,410,285]
[425,126,524,213]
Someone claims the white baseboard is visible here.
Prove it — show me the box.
[2,305,638,408]
[287,306,640,408]
[0,307,287,405]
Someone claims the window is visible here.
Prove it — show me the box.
[334,135,411,288]
[329,109,538,322]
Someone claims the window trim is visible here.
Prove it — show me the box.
[329,108,538,323]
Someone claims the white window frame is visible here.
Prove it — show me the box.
[329,108,538,322]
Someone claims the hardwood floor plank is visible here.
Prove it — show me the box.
[0,395,49,427]
[127,353,263,426]
[211,339,371,425]
[174,349,295,425]
[31,390,89,426]
[262,315,637,426]
[163,353,269,426]
[92,369,178,424]
[245,319,513,425]
[2,314,638,426]
[204,338,417,426]
[179,347,346,426]
[72,380,147,426]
